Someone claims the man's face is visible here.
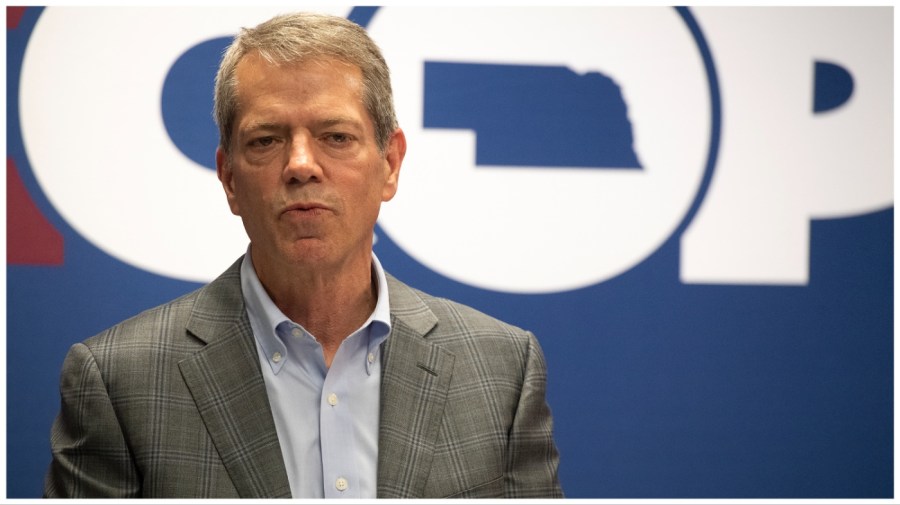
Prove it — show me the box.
[217,53,404,275]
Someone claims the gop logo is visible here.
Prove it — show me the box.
[18,6,892,295]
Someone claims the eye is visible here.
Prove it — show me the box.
[324,133,353,145]
[249,136,276,148]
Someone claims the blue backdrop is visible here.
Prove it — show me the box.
[7,6,893,498]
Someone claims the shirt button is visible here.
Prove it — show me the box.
[272,352,282,363]
[327,393,338,406]
[291,327,302,338]
[367,352,376,364]
[335,477,348,491]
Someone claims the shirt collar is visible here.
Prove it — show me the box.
[240,247,392,375]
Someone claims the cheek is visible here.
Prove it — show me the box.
[226,191,242,216]
[228,174,266,218]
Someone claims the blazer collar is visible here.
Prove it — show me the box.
[385,274,439,337]
[378,275,456,498]
[184,257,246,345]
[179,257,292,498]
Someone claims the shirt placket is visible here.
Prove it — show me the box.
[319,335,362,498]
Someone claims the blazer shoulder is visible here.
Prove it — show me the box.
[81,257,245,357]
[426,290,530,337]
[83,286,203,351]
[387,274,536,356]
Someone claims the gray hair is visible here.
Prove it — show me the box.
[214,12,397,153]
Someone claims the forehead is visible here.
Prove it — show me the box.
[234,52,363,99]
[228,52,375,143]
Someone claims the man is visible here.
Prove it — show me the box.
[45,12,562,498]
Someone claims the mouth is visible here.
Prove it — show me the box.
[281,202,331,217]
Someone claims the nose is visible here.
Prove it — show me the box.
[283,134,323,184]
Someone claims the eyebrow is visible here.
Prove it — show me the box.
[238,116,366,137]
[315,116,364,130]
[239,121,283,135]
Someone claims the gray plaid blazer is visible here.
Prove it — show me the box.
[44,256,562,498]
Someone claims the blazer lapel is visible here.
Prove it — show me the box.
[178,258,292,498]
[377,276,456,498]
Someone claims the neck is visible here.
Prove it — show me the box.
[251,247,377,365]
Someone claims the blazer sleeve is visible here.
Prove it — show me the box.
[44,343,141,498]
[504,332,563,497]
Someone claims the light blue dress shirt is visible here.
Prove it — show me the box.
[240,251,391,498]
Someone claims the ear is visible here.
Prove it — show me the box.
[216,147,241,216]
[381,128,406,202]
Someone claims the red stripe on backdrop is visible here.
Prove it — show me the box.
[7,6,27,30]
[7,158,64,265]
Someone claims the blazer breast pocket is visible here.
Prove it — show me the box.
[444,474,504,498]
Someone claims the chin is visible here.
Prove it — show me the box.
[282,241,332,265]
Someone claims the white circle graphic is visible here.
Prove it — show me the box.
[370,7,711,293]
